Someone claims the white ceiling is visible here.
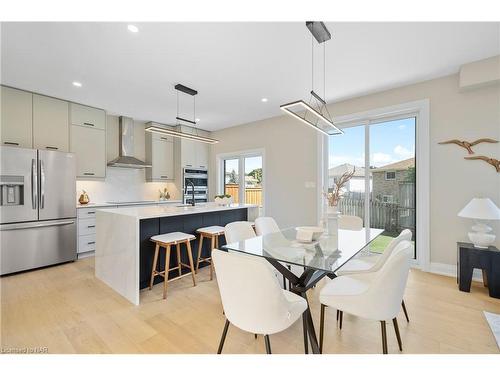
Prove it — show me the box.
[1,22,499,131]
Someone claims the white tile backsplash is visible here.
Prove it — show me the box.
[76,167,179,204]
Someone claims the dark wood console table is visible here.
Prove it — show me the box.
[457,242,500,298]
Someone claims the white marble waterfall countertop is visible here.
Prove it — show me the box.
[100,203,258,220]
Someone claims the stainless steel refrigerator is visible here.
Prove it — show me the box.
[0,146,77,275]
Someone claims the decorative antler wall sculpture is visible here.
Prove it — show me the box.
[438,138,499,173]
[464,156,500,172]
[438,138,498,154]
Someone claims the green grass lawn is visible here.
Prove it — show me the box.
[368,234,395,253]
[367,234,415,254]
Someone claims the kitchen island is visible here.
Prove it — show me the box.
[95,203,259,305]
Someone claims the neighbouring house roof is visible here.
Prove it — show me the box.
[373,157,415,172]
[329,163,366,178]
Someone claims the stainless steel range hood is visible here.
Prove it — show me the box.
[107,116,152,169]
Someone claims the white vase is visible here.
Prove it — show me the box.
[327,206,340,239]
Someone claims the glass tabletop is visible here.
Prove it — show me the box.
[223,227,384,274]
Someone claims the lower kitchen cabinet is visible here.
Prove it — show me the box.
[70,124,106,178]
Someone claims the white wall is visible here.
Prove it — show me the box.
[76,115,180,203]
[330,73,500,266]
[210,115,321,229]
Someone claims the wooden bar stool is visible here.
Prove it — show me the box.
[196,225,225,280]
[150,232,197,299]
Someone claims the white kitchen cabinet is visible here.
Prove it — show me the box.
[70,103,106,130]
[145,127,174,181]
[70,124,106,178]
[1,86,33,148]
[33,94,69,152]
[178,126,209,169]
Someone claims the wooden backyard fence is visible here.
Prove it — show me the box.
[224,184,263,205]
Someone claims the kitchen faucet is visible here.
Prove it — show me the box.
[185,179,196,206]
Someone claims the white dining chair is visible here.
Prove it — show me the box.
[224,221,256,244]
[338,215,363,230]
[336,229,413,322]
[254,216,280,236]
[212,249,308,354]
[318,240,413,354]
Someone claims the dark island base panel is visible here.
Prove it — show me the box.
[139,208,248,289]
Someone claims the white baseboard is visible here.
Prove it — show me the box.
[429,262,484,282]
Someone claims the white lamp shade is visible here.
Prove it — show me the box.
[458,198,500,220]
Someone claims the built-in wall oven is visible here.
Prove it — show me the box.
[183,167,208,204]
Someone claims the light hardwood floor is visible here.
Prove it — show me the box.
[1,257,499,354]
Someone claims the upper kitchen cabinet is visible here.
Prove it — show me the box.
[1,86,33,148]
[70,103,106,130]
[178,126,209,169]
[69,103,106,178]
[70,124,106,178]
[145,122,174,181]
[33,94,69,151]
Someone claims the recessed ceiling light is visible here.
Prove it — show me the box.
[127,24,139,33]
[261,98,268,102]
[72,81,82,87]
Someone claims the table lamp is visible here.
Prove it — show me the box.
[458,198,500,248]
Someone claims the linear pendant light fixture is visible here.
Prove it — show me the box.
[280,22,343,136]
[145,83,219,144]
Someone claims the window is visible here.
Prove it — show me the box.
[219,151,264,214]
[385,171,396,180]
[330,116,416,258]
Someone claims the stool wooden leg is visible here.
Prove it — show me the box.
[163,245,171,299]
[196,234,203,273]
[210,235,216,281]
[150,243,160,290]
[176,243,182,277]
[186,240,197,287]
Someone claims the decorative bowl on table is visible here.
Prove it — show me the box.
[295,226,324,243]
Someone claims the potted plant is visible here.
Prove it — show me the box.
[323,167,355,236]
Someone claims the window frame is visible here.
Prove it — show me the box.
[216,148,266,213]
[322,99,430,271]
[385,171,396,180]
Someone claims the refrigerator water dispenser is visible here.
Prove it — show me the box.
[0,176,24,206]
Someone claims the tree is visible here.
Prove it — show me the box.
[405,166,416,183]
[228,169,238,184]
[247,168,262,184]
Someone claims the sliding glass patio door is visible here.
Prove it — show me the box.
[329,116,416,257]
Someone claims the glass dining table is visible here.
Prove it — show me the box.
[222,226,384,354]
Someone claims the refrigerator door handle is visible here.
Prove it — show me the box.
[0,219,75,231]
[40,159,46,209]
[31,158,38,209]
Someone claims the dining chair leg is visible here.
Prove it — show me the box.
[254,334,257,339]
[210,235,216,280]
[401,300,409,322]
[339,311,343,330]
[217,319,230,354]
[393,317,402,351]
[319,304,325,354]
[336,309,339,321]
[380,321,388,354]
[149,243,160,290]
[302,312,309,354]
[264,334,272,354]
